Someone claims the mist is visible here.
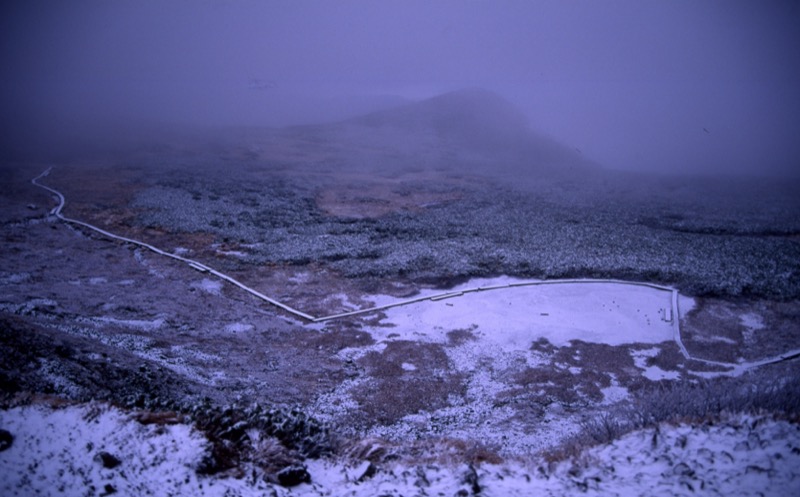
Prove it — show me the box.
[2,0,799,176]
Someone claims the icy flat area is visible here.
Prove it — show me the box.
[366,276,685,346]
[307,277,698,455]
[1,403,798,496]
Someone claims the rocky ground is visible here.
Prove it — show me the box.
[2,97,800,493]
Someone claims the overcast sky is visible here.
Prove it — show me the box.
[2,0,799,175]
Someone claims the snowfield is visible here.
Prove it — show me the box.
[3,101,798,496]
[363,276,687,347]
[304,277,700,455]
[1,403,799,496]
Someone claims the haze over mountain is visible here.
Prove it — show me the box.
[2,1,798,176]
[280,88,593,180]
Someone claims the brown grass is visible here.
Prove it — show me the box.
[351,341,465,425]
[315,174,464,219]
[446,325,479,346]
[342,436,503,466]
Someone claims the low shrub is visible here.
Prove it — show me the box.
[189,402,333,476]
[545,364,800,462]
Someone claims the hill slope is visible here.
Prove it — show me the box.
[280,88,593,177]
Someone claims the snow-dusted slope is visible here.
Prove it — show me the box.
[2,403,798,496]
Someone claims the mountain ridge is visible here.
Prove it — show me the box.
[320,88,595,176]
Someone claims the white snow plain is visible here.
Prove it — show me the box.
[365,276,683,347]
[2,277,797,495]
[1,403,798,496]
[309,277,696,455]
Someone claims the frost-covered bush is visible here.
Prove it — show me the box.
[131,169,800,299]
[549,366,800,461]
[630,368,800,425]
[189,402,333,476]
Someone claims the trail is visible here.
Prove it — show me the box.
[31,167,799,372]
[32,167,316,321]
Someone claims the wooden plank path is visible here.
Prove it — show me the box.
[31,168,798,373]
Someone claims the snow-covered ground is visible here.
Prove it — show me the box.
[363,276,685,346]
[1,403,798,496]
[309,277,696,454]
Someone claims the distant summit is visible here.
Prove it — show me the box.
[350,88,590,173]
[284,88,594,178]
[349,88,530,140]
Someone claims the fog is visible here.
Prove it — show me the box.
[2,0,799,176]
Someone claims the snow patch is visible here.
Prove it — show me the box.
[193,278,223,295]
[629,347,680,380]
[5,404,795,496]
[319,278,688,456]
[694,334,738,345]
[678,294,696,315]
[641,365,681,381]
[740,312,765,331]
[216,249,247,258]
[94,316,166,331]
[630,347,660,369]
[363,277,676,347]
[740,312,766,345]
[600,385,629,405]
[224,322,254,333]
[287,271,312,284]
[0,404,210,496]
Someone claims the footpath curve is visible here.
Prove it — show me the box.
[31,168,799,372]
[32,168,316,321]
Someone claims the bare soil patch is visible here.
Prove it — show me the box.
[315,176,464,219]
